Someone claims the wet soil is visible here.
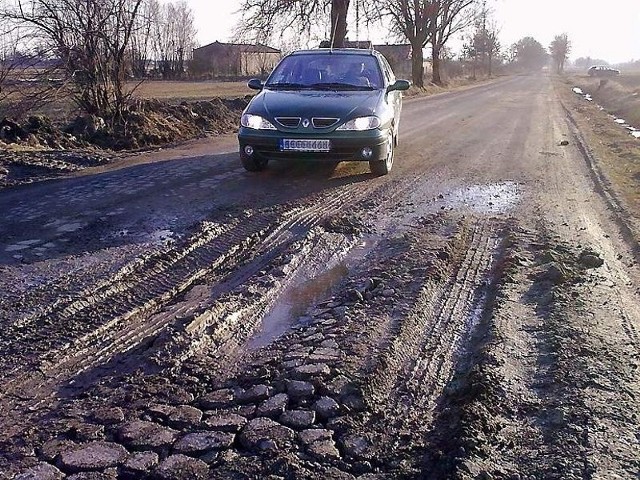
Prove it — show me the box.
[0,75,639,479]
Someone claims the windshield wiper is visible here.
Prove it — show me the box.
[308,82,375,91]
[267,82,307,90]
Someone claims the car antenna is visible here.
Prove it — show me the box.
[330,11,340,53]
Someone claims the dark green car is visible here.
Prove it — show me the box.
[238,48,410,176]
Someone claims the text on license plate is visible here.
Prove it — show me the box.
[280,139,331,152]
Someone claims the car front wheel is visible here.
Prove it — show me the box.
[240,152,268,172]
[369,129,394,176]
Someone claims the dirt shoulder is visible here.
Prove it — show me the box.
[553,74,640,245]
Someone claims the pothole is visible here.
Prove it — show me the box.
[444,181,520,214]
[249,235,378,349]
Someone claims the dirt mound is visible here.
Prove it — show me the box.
[0,96,250,188]
[74,97,250,150]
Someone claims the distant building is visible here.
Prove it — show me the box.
[192,41,281,78]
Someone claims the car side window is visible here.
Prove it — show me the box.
[379,55,395,85]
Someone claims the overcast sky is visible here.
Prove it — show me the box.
[190,0,640,64]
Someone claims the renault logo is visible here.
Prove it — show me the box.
[302,118,310,128]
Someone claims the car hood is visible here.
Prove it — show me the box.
[250,88,384,121]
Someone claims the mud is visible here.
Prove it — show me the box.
[1,75,639,479]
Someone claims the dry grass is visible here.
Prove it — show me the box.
[1,80,254,123]
[613,71,640,90]
[131,76,492,102]
[127,80,253,102]
[567,73,640,129]
[555,75,640,230]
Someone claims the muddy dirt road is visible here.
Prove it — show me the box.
[1,75,639,479]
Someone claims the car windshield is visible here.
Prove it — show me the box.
[266,53,383,91]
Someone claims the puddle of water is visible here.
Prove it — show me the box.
[5,244,30,252]
[249,237,377,350]
[444,182,520,214]
[147,229,174,244]
[249,264,349,350]
[56,222,85,233]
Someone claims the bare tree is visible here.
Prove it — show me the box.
[429,0,477,85]
[0,22,19,113]
[236,0,357,49]
[0,0,144,119]
[380,0,436,88]
[0,9,67,118]
[463,1,499,78]
[379,0,476,87]
[171,1,197,77]
[129,0,155,78]
[510,37,548,72]
[149,0,197,79]
[549,33,570,74]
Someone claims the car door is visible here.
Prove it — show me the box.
[379,55,402,135]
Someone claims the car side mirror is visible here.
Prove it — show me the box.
[387,79,411,93]
[248,78,264,91]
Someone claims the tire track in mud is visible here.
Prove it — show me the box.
[136,176,419,374]
[552,99,640,358]
[353,219,503,465]
[396,221,499,415]
[0,215,276,411]
[420,225,640,479]
[0,174,411,424]
[0,218,264,361]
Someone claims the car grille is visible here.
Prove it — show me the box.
[275,117,340,129]
[312,117,339,128]
[275,117,301,128]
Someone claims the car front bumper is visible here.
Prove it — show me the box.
[238,127,389,162]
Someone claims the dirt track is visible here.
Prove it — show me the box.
[0,74,639,479]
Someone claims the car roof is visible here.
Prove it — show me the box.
[288,48,378,57]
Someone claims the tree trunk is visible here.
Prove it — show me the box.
[411,41,424,88]
[330,0,349,48]
[431,43,442,85]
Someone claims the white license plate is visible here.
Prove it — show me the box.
[280,139,331,152]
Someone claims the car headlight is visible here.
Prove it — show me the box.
[336,116,381,131]
[241,114,277,130]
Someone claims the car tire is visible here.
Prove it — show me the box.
[369,130,394,176]
[241,153,268,172]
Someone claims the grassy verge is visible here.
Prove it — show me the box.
[127,80,253,102]
[554,74,640,234]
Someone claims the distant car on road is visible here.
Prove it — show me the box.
[587,65,620,77]
[237,48,411,176]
